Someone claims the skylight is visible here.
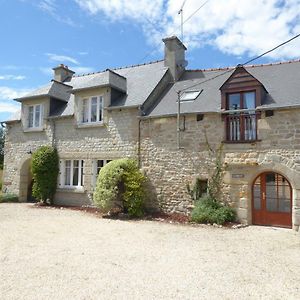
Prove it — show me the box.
[180,90,202,101]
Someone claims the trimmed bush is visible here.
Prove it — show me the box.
[31,146,59,205]
[0,193,18,203]
[191,196,236,225]
[93,158,145,217]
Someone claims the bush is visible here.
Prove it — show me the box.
[191,196,236,225]
[31,146,59,205]
[0,193,18,203]
[93,158,145,217]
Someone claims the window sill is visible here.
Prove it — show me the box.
[222,139,261,144]
[57,187,85,193]
[23,127,44,133]
[76,122,105,128]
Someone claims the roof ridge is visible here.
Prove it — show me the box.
[73,59,164,78]
[187,59,300,72]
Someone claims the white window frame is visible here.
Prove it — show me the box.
[59,159,84,189]
[27,104,43,129]
[92,159,111,187]
[79,95,103,124]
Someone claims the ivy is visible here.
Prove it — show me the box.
[31,146,59,205]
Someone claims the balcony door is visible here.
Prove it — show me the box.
[252,172,292,228]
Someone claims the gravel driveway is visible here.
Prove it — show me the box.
[0,203,299,300]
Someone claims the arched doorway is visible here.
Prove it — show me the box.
[19,158,35,202]
[252,172,292,228]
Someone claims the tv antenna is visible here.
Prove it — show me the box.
[178,0,187,43]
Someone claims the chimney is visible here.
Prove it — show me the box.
[52,64,75,82]
[163,36,187,81]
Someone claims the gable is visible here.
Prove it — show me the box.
[220,66,265,92]
[220,66,267,109]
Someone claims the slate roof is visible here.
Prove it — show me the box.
[9,60,168,121]
[7,59,300,122]
[147,60,300,117]
[16,81,72,102]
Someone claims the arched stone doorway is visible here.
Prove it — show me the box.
[252,172,292,228]
[19,158,35,202]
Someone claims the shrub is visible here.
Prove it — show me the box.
[31,146,59,205]
[191,196,236,225]
[0,193,18,203]
[93,158,145,217]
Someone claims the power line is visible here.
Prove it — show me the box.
[123,0,211,76]
[182,0,210,25]
[180,32,300,93]
[243,33,300,65]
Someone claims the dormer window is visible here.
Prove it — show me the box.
[80,96,103,124]
[28,104,42,128]
[228,91,255,111]
[226,91,257,141]
[220,66,266,143]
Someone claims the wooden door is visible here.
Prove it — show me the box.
[252,172,292,228]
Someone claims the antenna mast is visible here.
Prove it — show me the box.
[178,0,187,43]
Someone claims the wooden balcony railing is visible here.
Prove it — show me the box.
[225,113,258,142]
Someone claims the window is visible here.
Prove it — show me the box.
[60,159,84,188]
[180,90,202,102]
[225,91,258,142]
[92,159,111,187]
[80,96,103,124]
[27,104,42,129]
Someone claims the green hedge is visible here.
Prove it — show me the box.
[31,146,59,205]
[93,158,145,217]
[191,196,236,225]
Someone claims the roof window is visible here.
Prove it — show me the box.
[180,90,202,101]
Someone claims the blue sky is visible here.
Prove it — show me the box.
[0,0,300,121]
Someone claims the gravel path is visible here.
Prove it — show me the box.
[0,203,299,300]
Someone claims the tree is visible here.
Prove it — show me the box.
[0,127,4,169]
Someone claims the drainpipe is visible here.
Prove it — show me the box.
[51,119,56,148]
[177,90,181,149]
[138,118,142,169]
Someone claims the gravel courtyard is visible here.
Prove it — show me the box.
[0,203,299,300]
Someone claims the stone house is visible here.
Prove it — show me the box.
[2,36,300,230]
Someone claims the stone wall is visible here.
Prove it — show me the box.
[140,109,300,230]
[3,103,300,230]
[2,107,139,204]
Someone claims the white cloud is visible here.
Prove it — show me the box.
[46,53,80,65]
[36,0,78,27]
[0,86,30,115]
[0,102,20,113]
[38,0,56,14]
[74,0,300,60]
[0,87,32,101]
[0,75,26,80]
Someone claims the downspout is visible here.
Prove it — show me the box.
[51,119,56,148]
[138,118,142,168]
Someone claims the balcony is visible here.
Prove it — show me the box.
[225,113,258,142]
